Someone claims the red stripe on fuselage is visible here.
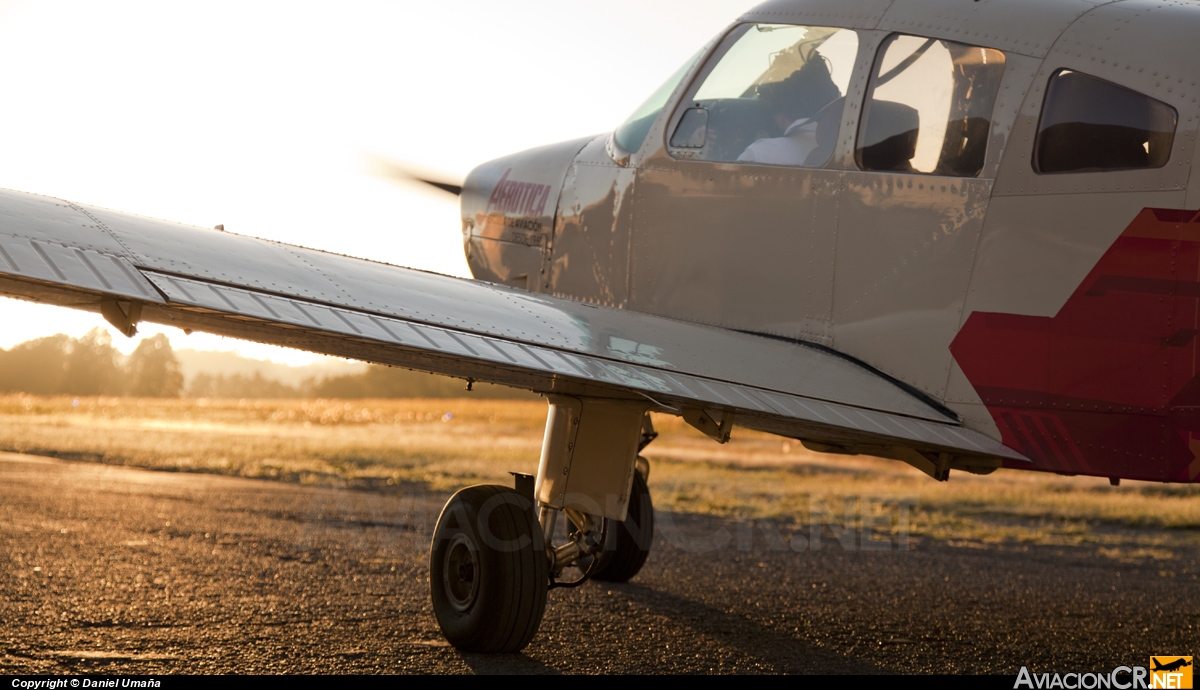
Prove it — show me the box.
[951,208,1200,482]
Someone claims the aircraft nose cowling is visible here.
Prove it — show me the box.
[461,136,595,290]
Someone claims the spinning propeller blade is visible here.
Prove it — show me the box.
[367,155,462,196]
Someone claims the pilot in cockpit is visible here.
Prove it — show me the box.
[738,57,840,166]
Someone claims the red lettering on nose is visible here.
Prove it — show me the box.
[513,182,529,214]
[501,182,515,213]
[485,171,553,217]
[533,185,550,216]
[486,169,512,212]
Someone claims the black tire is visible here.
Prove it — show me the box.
[592,470,654,583]
[429,485,548,653]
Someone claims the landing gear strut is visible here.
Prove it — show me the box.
[428,397,657,652]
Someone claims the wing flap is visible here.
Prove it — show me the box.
[140,269,1022,462]
[141,256,949,421]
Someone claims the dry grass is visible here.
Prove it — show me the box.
[2,394,1197,557]
[0,395,541,491]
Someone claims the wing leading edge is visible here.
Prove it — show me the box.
[0,187,1024,467]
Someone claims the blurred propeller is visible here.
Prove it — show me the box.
[367,155,463,196]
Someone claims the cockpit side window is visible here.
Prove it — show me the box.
[856,35,1005,177]
[1034,70,1176,174]
[665,24,859,168]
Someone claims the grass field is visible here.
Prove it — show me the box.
[2,394,1197,563]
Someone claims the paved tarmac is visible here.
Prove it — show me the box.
[1,452,1196,674]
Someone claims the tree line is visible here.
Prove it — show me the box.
[0,329,183,396]
[0,329,532,399]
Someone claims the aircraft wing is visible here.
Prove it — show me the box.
[0,187,1023,466]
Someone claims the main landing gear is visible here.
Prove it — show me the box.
[428,396,657,652]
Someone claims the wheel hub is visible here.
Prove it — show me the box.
[443,533,480,612]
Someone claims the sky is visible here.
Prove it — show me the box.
[0,0,760,365]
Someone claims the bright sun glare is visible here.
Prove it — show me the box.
[0,0,759,365]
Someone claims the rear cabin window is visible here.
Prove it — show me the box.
[1034,70,1176,174]
[856,35,1005,177]
[666,24,859,168]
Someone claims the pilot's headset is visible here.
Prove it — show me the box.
[775,55,840,123]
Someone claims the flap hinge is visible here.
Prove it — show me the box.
[100,299,142,338]
[682,407,734,444]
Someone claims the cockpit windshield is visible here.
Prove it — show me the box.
[613,49,703,156]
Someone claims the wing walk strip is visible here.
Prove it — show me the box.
[141,270,1022,461]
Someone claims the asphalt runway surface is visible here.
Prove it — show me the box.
[1,451,1196,674]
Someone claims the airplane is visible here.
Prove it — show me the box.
[1151,658,1193,673]
[0,0,1198,654]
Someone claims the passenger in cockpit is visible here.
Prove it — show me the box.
[738,57,840,166]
